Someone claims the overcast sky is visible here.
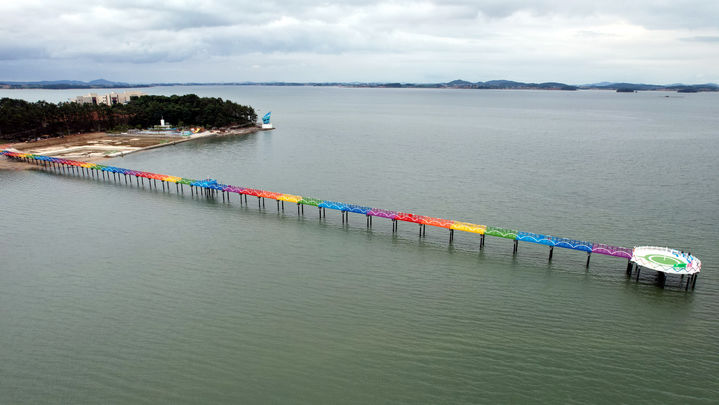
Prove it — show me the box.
[1,0,718,84]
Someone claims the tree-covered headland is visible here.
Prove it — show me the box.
[0,94,257,142]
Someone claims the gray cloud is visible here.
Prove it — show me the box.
[681,36,719,42]
[444,0,719,29]
[0,0,717,83]
[0,45,48,61]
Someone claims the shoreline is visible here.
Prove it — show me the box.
[0,125,270,170]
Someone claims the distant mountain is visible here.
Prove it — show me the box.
[440,79,578,90]
[579,82,719,92]
[665,83,719,92]
[87,79,131,87]
[447,79,474,86]
[482,80,525,88]
[581,82,664,91]
[0,79,143,89]
[1,78,716,92]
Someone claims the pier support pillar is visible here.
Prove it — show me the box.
[513,239,518,254]
[449,229,454,243]
[480,234,485,249]
[692,274,698,290]
[549,246,554,261]
[586,251,591,268]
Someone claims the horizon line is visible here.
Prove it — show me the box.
[2,79,718,88]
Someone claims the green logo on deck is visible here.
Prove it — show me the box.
[643,254,682,266]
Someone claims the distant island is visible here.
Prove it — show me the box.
[0,94,257,142]
[1,78,717,93]
[0,79,149,90]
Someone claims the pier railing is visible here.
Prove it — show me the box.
[2,149,700,289]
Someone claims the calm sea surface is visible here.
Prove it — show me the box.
[1,86,718,403]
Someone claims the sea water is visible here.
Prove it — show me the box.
[1,86,718,403]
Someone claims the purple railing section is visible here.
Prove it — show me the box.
[591,243,633,259]
[367,208,398,219]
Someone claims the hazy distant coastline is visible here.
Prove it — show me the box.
[1,79,718,92]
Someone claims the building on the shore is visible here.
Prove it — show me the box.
[72,90,145,105]
[130,118,194,136]
[73,93,100,104]
[155,117,172,130]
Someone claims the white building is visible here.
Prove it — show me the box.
[73,93,99,104]
[73,90,145,105]
[155,118,172,129]
[116,91,145,104]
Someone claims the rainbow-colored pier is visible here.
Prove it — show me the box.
[2,150,702,290]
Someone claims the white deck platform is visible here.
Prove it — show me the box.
[631,246,701,275]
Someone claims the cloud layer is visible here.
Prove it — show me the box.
[1,0,717,83]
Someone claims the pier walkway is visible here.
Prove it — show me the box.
[2,149,701,290]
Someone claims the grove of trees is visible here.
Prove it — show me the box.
[0,94,257,142]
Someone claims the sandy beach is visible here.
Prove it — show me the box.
[1,126,267,169]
